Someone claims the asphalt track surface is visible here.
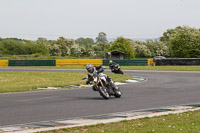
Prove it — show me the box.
[0,68,200,126]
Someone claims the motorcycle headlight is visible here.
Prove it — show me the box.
[93,77,98,82]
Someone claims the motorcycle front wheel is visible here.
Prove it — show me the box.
[98,86,110,99]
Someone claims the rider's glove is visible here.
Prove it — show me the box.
[86,80,93,85]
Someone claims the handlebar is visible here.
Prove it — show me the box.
[82,77,87,80]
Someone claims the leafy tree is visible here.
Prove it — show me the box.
[56,37,67,56]
[75,37,94,48]
[0,38,49,56]
[108,37,135,59]
[0,43,7,54]
[75,37,94,57]
[170,28,200,58]
[96,32,108,43]
[161,26,200,58]
[0,39,28,55]
[36,37,48,46]
[92,42,110,51]
[131,40,151,58]
[55,37,77,56]
[48,43,61,56]
[146,40,169,57]
[70,44,83,57]
[29,43,49,56]
[91,42,109,58]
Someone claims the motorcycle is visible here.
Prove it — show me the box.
[82,73,122,99]
[110,64,123,74]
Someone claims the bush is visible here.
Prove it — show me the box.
[108,37,135,59]
[0,39,49,56]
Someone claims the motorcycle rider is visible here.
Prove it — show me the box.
[108,60,117,72]
[85,63,118,91]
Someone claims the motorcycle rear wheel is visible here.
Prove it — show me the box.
[118,70,124,74]
[114,89,122,98]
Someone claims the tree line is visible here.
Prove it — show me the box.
[0,26,199,59]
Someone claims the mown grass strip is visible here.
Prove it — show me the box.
[0,71,132,93]
[1,66,200,71]
[121,66,200,71]
[41,110,200,133]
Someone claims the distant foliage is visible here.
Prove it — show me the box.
[131,40,151,58]
[48,43,61,56]
[92,42,110,51]
[108,37,135,59]
[1,27,199,59]
[96,32,108,43]
[160,26,200,58]
[75,37,94,49]
[0,39,49,56]
[130,40,169,58]
[146,40,169,57]
[75,37,95,57]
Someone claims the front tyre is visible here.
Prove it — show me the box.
[99,86,110,99]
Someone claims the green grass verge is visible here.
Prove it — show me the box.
[1,66,200,71]
[41,110,200,133]
[121,66,200,71]
[0,71,132,93]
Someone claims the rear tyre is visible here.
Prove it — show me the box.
[118,70,123,74]
[114,88,122,98]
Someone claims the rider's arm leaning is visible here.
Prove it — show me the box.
[86,74,93,84]
[95,65,105,74]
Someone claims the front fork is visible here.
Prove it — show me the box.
[94,80,103,91]
[96,80,113,95]
[96,80,107,91]
[100,80,104,87]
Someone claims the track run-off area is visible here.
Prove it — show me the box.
[0,68,200,132]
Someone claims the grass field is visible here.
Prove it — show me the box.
[0,71,132,93]
[42,110,200,133]
[1,66,200,71]
[121,66,200,71]
[0,66,199,93]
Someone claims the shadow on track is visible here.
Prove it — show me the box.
[75,96,116,100]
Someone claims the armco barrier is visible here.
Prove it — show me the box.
[9,60,56,66]
[1,59,149,67]
[56,59,103,66]
[156,58,200,66]
[103,59,148,66]
[0,60,8,66]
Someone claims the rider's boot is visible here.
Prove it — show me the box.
[107,76,119,90]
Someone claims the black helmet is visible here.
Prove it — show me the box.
[86,63,94,73]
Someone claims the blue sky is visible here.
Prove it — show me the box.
[0,0,200,40]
